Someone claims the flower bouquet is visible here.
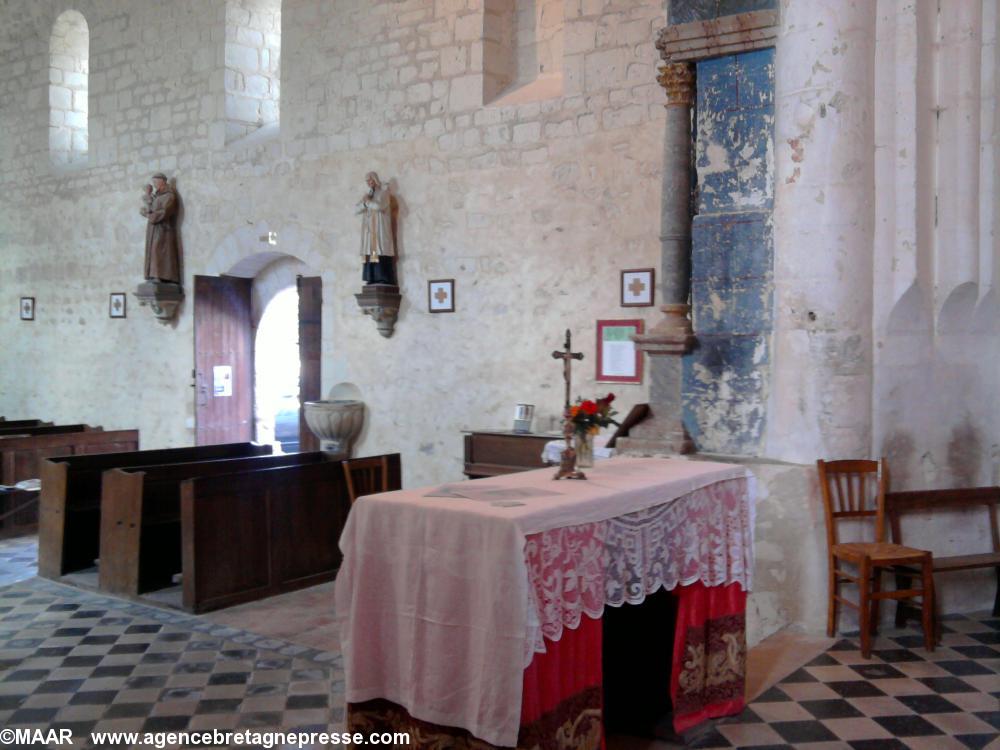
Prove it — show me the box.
[566,394,618,467]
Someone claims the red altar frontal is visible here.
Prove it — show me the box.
[335,457,755,748]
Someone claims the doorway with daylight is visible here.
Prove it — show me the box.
[255,285,300,452]
[193,252,321,451]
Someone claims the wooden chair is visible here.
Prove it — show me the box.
[817,458,935,658]
[342,456,390,505]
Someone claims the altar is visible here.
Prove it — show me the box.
[334,456,755,748]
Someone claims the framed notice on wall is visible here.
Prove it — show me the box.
[596,319,643,384]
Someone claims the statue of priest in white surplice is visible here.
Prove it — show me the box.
[356,172,397,286]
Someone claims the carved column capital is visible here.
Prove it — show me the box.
[657,62,695,107]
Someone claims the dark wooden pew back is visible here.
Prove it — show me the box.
[0,419,51,429]
[181,458,361,612]
[0,424,90,437]
[2,428,136,485]
[39,442,270,578]
[2,428,138,542]
[99,451,330,596]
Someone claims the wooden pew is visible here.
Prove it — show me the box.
[180,453,401,612]
[887,486,1000,622]
[0,419,51,428]
[1,428,139,539]
[39,442,272,579]
[0,424,90,437]
[99,451,331,598]
[0,427,130,485]
[102,452,400,613]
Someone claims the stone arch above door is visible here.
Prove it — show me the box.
[205,221,326,278]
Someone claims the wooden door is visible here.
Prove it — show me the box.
[297,276,322,452]
[194,275,253,446]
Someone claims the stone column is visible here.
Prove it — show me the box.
[766,0,877,462]
[618,62,696,456]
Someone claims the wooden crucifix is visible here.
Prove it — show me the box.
[551,329,584,411]
[552,329,587,480]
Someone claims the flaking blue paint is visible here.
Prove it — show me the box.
[683,48,775,455]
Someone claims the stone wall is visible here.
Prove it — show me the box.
[3,0,998,633]
[49,9,90,167]
[768,0,999,495]
[871,0,1000,492]
[224,0,281,144]
[0,0,666,490]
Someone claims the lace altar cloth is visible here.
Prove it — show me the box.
[335,457,755,747]
[524,476,753,656]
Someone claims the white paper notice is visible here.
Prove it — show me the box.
[213,365,233,397]
[601,326,636,377]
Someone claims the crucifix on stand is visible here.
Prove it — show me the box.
[551,329,586,480]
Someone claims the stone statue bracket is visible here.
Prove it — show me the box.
[355,284,401,338]
[134,280,184,323]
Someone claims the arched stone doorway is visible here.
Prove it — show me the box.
[195,232,325,448]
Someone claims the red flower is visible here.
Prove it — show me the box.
[605,393,615,404]
[580,400,598,415]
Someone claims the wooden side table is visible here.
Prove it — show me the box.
[462,430,562,479]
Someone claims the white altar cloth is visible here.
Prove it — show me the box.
[334,456,754,747]
[541,436,614,464]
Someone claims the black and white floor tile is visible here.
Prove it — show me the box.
[689,614,999,749]
[0,577,344,748]
[0,534,37,587]
[0,535,997,749]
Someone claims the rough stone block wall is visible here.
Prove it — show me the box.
[483,0,565,103]
[49,10,89,166]
[684,48,775,455]
[0,0,666,490]
[482,0,515,102]
[515,0,564,82]
[224,0,281,144]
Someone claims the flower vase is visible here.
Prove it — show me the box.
[574,432,595,468]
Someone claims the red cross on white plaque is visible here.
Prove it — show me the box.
[628,277,646,297]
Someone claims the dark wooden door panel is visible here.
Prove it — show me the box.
[298,276,322,452]
[194,276,253,446]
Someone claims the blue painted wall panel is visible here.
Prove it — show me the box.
[683,48,775,455]
[683,335,770,455]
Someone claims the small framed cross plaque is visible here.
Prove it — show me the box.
[621,268,654,307]
[109,292,126,319]
[19,297,35,321]
[428,279,455,313]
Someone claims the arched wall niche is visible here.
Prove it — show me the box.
[49,9,89,167]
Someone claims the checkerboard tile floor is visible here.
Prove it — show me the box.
[0,578,345,748]
[0,534,37,587]
[689,614,1000,749]
[0,535,997,749]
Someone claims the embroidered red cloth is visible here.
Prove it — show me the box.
[519,615,603,747]
[347,618,605,750]
[671,581,748,734]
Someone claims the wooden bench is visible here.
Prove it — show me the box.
[0,424,90,438]
[98,451,333,600]
[178,454,399,612]
[886,486,1000,622]
[38,442,271,578]
[1,428,139,539]
[0,419,51,429]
